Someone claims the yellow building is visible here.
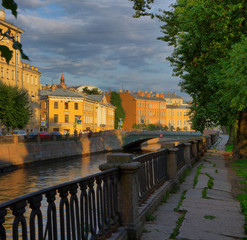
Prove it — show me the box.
[0,9,41,131]
[166,104,191,131]
[40,75,115,134]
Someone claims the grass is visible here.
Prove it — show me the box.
[202,187,208,198]
[179,168,191,184]
[215,169,218,174]
[142,228,151,233]
[205,173,214,189]
[233,159,247,233]
[204,215,216,220]
[161,191,170,204]
[213,163,216,167]
[174,190,187,212]
[169,211,187,239]
[145,213,157,222]
[193,164,203,188]
[171,185,180,194]
[225,144,234,152]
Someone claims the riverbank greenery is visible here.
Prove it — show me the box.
[233,159,247,233]
[129,0,247,159]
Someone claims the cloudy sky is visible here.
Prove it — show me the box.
[6,0,190,100]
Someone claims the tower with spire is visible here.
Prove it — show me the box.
[60,73,65,85]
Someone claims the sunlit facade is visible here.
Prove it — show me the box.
[0,9,41,131]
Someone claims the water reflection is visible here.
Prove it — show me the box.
[0,152,111,203]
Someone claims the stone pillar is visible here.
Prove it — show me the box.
[184,143,192,168]
[13,134,18,144]
[191,140,198,161]
[99,153,141,239]
[167,148,178,180]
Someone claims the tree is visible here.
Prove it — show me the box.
[0,83,31,129]
[82,87,101,95]
[129,0,247,158]
[0,0,29,63]
[109,92,125,129]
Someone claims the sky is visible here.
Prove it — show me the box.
[6,0,190,100]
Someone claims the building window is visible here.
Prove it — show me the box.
[64,102,69,109]
[172,112,174,117]
[31,75,33,84]
[35,77,37,85]
[54,114,58,123]
[74,103,78,110]
[177,120,179,125]
[44,101,47,109]
[6,69,9,79]
[1,67,3,77]
[65,115,69,123]
[180,112,182,116]
[27,74,29,83]
[177,112,179,117]
[54,102,58,109]
[12,70,14,80]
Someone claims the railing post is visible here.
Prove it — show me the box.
[99,153,141,239]
[167,148,178,181]
[191,140,198,161]
[13,134,18,144]
[184,143,192,168]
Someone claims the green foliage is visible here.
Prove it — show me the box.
[161,191,170,204]
[0,83,31,128]
[0,1,29,63]
[204,215,216,220]
[226,144,233,152]
[110,92,125,129]
[169,211,186,239]
[233,159,247,233]
[202,187,208,198]
[145,213,157,222]
[174,190,187,212]
[193,164,203,188]
[82,87,101,95]
[132,123,168,131]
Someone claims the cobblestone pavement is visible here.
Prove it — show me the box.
[141,135,247,240]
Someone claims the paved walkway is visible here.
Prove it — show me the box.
[142,135,247,240]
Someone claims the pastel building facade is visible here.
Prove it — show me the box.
[105,90,192,131]
[40,75,115,134]
[0,9,41,131]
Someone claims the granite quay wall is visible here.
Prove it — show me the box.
[0,130,123,172]
[0,131,220,240]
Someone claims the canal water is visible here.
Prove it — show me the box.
[0,152,114,203]
[0,151,142,204]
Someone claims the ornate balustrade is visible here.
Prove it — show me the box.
[0,168,119,240]
[134,149,168,204]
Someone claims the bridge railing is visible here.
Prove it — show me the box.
[0,168,119,240]
[134,149,168,204]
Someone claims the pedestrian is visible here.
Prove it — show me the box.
[74,129,78,137]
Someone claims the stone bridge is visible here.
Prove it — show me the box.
[121,130,201,149]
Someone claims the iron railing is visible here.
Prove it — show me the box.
[0,168,119,240]
[134,149,168,204]
[189,142,195,160]
[176,143,185,172]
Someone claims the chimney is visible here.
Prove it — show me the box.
[51,84,57,91]
[60,73,65,85]
[144,90,147,94]
[0,9,5,21]
[140,92,144,97]
[174,92,177,96]
[146,93,150,98]
[127,90,130,93]
[160,93,164,98]
[156,93,160,98]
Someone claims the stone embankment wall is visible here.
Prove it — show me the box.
[0,131,123,171]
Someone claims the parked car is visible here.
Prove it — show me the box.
[50,131,62,140]
[40,131,50,139]
[27,132,38,140]
[13,130,27,136]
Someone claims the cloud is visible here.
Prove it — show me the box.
[5,0,190,99]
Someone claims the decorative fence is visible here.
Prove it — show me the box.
[0,132,219,240]
[176,143,185,172]
[134,149,168,204]
[0,168,119,240]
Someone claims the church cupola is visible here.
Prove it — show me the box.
[60,73,65,85]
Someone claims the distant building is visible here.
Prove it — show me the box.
[105,89,193,131]
[105,90,167,129]
[0,9,41,131]
[40,75,115,134]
